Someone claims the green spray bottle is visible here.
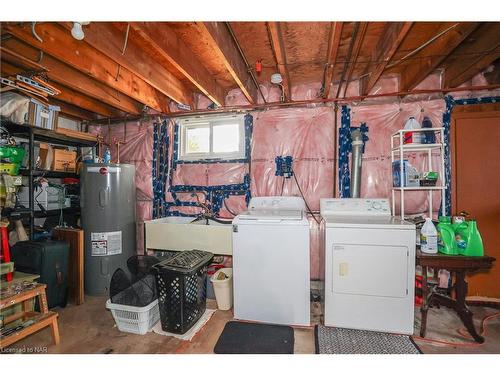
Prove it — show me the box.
[437,216,458,255]
[455,219,484,257]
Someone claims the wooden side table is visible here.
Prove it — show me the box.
[416,250,496,343]
[0,283,60,349]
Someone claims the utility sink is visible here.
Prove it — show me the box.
[144,216,233,255]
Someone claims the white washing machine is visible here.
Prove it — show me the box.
[232,196,310,326]
[320,198,416,334]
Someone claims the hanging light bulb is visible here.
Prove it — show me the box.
[71,22,85,40]
[270,73,285,102]
[270,73,283,85]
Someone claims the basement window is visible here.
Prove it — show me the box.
[178,115,245,161]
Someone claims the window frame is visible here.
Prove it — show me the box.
[178,114,246,162]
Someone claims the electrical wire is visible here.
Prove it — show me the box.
[223,197,238,217]
[280,176,286,196]
[292,173,320,225]
[412,311,500,348]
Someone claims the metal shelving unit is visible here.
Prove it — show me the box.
[1,119,95,239]
[391,127,446,220]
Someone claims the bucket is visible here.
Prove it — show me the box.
[211,268,233,310]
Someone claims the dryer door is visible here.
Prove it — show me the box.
[331,243,409,298]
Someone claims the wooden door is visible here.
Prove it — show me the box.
[452,107,500,298]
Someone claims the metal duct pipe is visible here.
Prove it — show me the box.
[350,129,363,198]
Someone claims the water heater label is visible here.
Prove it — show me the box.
[91,231,122,256]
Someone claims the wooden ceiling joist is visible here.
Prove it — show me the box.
[362,22,413,95]
[50,99,99,121]
[341,22,368,98]
[131,22,225,107]
[400,22,480,91]
[448,49,500,88]
[61,22,193,107]
[3,23,170,113]
[2,40,144,115]
[323,22,343,99]
[53,84,124,118]
[197,22,258,104]
[266,22,291,101]
[444,23,500,88]
[0,46,47,72]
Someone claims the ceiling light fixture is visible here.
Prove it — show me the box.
[270,73,285,102]
[270,73,283,85]
[71,22,90,40]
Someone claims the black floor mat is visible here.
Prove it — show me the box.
[214,321,294,354]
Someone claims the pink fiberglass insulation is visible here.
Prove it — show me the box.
[251,106,335,211]
[90,71,499,277]
[348,98,446,216]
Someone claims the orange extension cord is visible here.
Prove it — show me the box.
[412,311,500,347]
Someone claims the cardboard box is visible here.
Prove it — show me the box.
[52,149,77,172]
[37,143,52,170]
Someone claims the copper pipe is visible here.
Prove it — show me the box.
[88,83,500,125]
[225,22,267,104]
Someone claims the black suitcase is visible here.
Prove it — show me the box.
[11,240,70,309]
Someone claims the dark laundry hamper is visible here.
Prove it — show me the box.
[152,250,213,334]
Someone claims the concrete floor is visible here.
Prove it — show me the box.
[4,297,499,354]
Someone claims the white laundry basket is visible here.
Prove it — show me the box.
[106,298,160,335]
[210,268,233,310]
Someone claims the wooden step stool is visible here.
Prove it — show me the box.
[0,283,60,349]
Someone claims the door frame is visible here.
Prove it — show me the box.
[450,109,500,214]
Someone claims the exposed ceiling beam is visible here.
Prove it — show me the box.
[51,99,99,121]
[0,46,47,71]
[400,22,480,91]
[444,23,500,88]
[266,22,291,101]
[3,23,170,113]
[342,22,368,97]
[59,22,193,107]
[197,22,258,104]
[362,22,413,95]
[2,39,144,115]
[323,22,343,99]
[448,49,500,88]
[54,84,124,118]
[1,61,122,117]
[131,22,225,107]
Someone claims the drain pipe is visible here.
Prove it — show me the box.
[350,129,363,198]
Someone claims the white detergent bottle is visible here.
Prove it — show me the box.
[403,117,421,144]
[421,217,438,253]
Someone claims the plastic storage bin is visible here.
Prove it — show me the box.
[211,268,233,310]
[106,298,160,335]
[152,250,213,334]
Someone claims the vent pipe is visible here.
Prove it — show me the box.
[350,129,363,198]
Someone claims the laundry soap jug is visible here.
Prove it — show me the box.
[420,218,438,253]
[455,219,484,256]
[437,216,458,255]
[403,117,421,144]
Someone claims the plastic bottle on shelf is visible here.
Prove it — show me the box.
[421,116,436,144]
[103,148,111,164]
[420,217,438,254]
[403,117,421,144]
